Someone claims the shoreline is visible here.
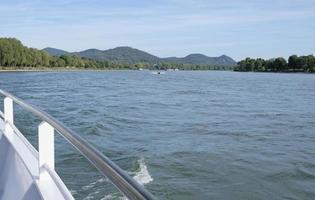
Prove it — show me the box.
[0,67,123,72]
[1,67,312,74]
[0,67,231,72]
[0,69,313,73]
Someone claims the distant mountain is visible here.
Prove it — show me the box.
[74,47,160,64]
[162,54,236,66]
[43,46,236,66]
[43,47,70,56]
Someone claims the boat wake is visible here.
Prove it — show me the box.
[133,158,153,185]
[82,158,153,200]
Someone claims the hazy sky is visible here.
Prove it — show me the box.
[1,0,314,60]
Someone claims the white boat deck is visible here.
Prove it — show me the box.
[0,118,73,200]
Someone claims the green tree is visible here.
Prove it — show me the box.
[273,57,287,71]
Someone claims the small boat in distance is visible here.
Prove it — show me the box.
[151,71,166,75]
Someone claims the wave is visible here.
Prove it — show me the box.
[133,158,153,185]
[104,158,153,200]
[81,158,153,200]
[82,177,106,191]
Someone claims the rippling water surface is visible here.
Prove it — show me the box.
[0,71,315,200]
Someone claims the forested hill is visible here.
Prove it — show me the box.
[0,37,234,70]
[42,47,70,56]
[0,38,113,69]
[43,47,236,66]
[74,47,160,64]
[162,54,235,66]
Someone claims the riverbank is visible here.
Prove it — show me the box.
[0,67,117,72]
[0,67,233,72]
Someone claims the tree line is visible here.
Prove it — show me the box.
[149,62,231,71]
[234,55,315,72]
[0,38,231,70]
[0,38,135,69]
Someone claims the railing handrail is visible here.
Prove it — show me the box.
[0,89,156,200]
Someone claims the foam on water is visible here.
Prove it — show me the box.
[82,178,106,191]
[81,158,153,200]
[115,159,153,200]
[100,159,153,200]
[133,158,153,185]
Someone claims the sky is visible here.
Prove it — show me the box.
[0,0,314,60]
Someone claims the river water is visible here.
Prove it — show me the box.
[0,71,314,200]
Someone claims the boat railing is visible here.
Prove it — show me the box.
[0,110,4,119]
[0,89,156,200]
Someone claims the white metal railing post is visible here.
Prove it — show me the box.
[4,97,14,134]
[38,121,55,179]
